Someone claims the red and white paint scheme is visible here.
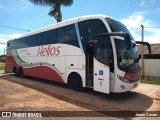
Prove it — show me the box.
[5,15,150,94]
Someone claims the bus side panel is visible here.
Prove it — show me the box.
[5,50,19,73]
[60,56,66,82]
[66,56,79,69]
[47,56,61,73]
[78,56,85,70]
[24,66,64,83]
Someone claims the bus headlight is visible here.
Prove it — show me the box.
[117,75,130,83]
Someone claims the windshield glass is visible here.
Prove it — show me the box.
[106,18,134,40]
[115,39,140,73]
[106,18,140,73]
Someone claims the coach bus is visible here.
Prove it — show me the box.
[5,15,151,94]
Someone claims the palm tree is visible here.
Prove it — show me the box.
[29,0,73,22]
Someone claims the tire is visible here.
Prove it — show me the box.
[68,73,84,91]
[13,67,18,76]
[18,68,24,78]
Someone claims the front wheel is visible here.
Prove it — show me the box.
[68,73,84,91]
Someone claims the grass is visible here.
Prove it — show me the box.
[140,78,160,85]
[0,63,5,70]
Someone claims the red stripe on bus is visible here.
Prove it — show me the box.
[24,66,64,83]
[5,50,19,73]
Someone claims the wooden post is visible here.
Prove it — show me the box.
[141,24,144,78]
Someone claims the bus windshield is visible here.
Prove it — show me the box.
[115,39,140,73]
[106,18,134,40]
[106,18,140,73]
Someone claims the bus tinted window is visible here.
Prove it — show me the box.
[41,29,57,45]
[57,24,79,47]
[94,36,111,66]
[78,19,108,51]
[7,41,13,50]
[20,37,28,48]
[8,24,79,50]
[79,19,108,39]
[28,33,42,47]
[13,39,20,49]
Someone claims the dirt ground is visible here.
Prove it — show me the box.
[0,73,160,119]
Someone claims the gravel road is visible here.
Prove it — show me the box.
[0,73,160,119]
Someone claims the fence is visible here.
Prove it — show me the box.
[139,55,160,80]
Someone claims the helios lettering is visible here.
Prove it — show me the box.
[37,45,61,56]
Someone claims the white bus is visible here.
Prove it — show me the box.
[5,15,151,94]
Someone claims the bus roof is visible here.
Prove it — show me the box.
[9,14,111,41]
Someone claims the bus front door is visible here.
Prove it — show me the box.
[93,44,110,94]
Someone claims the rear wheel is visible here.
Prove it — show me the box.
[13,67,18,76]
[68,73,84,91]
[18,67,24,78]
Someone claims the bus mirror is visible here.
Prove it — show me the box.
[135,57,140,63]
[95,32,131,50]
[136,41,151,54]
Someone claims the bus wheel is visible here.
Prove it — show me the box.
[18,68,24,78]
[68,73,84,91]
[13,67,18,76]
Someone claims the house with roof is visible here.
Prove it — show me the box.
[137,44,160,79]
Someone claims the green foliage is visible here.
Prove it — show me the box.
[0,55,6,57]
[0,65,5,70]
[29,0,73,22]
[0,55,6,62]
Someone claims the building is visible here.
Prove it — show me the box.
[138,44,160,79]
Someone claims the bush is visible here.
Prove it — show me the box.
[0,55,6,62]
[140,78,160,85]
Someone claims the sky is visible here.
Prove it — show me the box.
[0,0,160,55]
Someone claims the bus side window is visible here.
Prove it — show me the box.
[13,39,18,49]
[94,38,111,66]
[7,42,10,47]
[42,29,57,45]
[21,37,28,48]
[57,24,79,47]
[78,20,95,40]
[7,41,12,50]
[78,19,108,52]
[28,33,42,47]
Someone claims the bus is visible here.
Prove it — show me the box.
[5,15,151,94]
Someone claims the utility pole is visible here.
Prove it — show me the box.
[141,24,144,78]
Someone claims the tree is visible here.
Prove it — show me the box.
[29,0,73,22]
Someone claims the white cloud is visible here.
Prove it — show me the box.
[0,33,22,43]
[9,33,23,39]
[120,12,160,44]
[0,33,23,54]
[134,28,160,43]
[120,11,151,29]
